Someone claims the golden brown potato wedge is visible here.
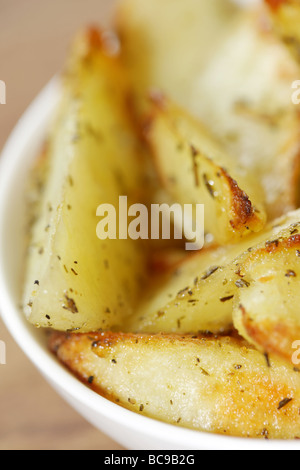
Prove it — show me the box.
[22,28,149,333]
[50,331,300,439]
[128,210,300,335]
[144,96,266,245]
[265,0,300,61]
[118,0,300,219]
[233,225,300,365]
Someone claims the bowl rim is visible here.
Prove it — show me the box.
[0,79,299,451]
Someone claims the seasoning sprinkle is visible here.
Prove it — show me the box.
[264,353,271,368]
[278,398,293,410]
[285,270,296,278]
[235,279,250,288]
[190,144,200,187]
[265,240,279,250]
[128,398,136,405]
[62,294,78,314]
[177,287,189,296]
[203,174,216,199]
[220,295,234,303]
[201,266,219,281]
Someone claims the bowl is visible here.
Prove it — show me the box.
[0,79,299,451]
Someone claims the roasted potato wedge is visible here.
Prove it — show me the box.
[127,245,236,334]
[50,331,300,439]
[118,0,300,219]
[145,96,266,245]
[22,29,149,333]
[117,0,239,117]
[265,0,300,61]
[128,210,300,334]
[233,225,300,365]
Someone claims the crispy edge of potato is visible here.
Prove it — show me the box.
[49,331,300,439]
[233,231,300,365]
[143,95,266,244]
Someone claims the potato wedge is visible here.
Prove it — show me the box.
[50,331,300,439]
[128,246,236,334]
[145,96,266,245]
[233,226,300,365]
[264,0,300,61]
[22,29,149,333]
[128,210,300,335]
[118,0,300,219]
[117,0,239,117]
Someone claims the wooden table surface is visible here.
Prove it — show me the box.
[0,0,124,450]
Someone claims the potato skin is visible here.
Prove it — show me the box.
[50,331,300,439]
[144,97,266,245]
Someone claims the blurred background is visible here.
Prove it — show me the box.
[0,0,123,450]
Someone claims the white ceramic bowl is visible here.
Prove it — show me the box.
[0,80,299,451]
